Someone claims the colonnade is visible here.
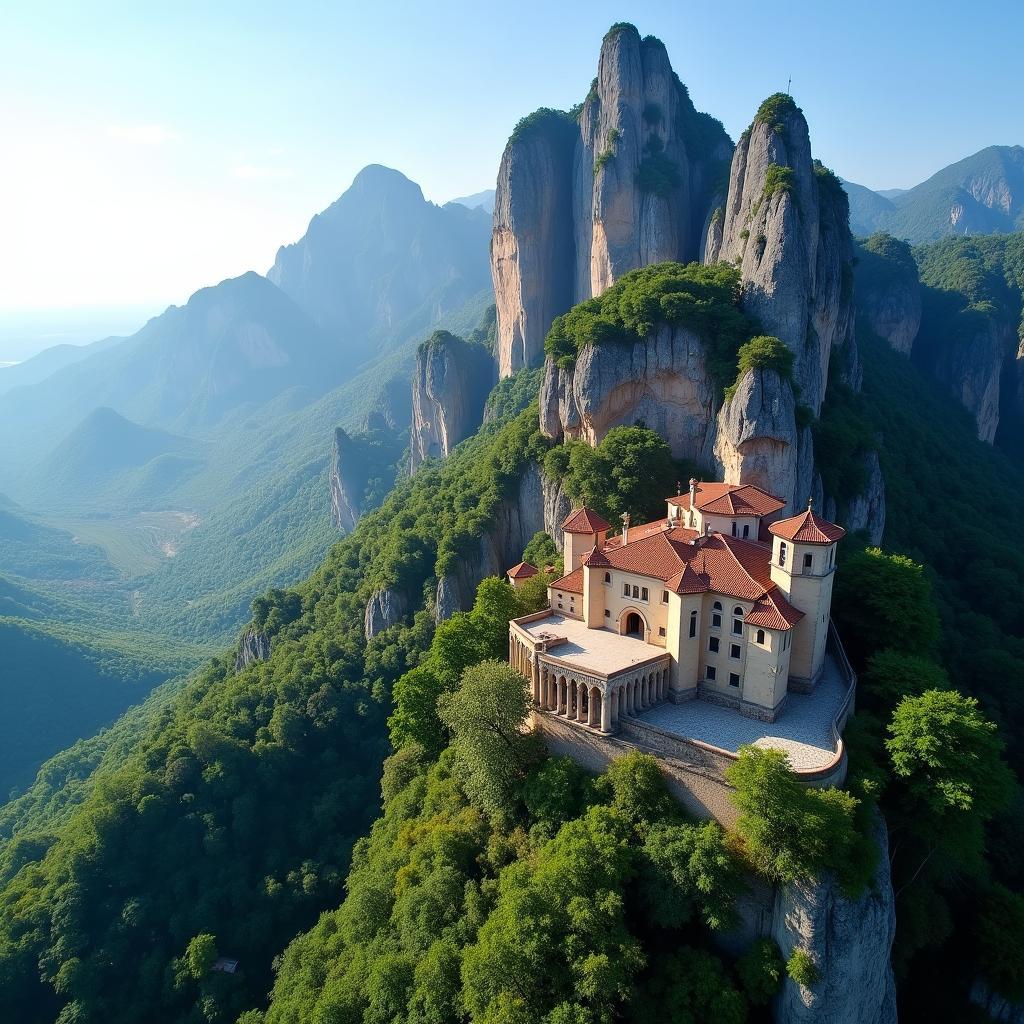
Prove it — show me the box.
[509,632,670,734]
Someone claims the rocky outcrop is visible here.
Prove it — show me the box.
[330,428,363,532]
[410,331,496,471]
[434,461,569,621]
[491,24,732,377]
[365,375,412,433]
[492,112,577,377]
[364,587,408,640]
[713,368,799,509]
[843,450,886,545]
[854,234,922,355]
[705,97,857,416]
[539,324,718,462]
[329,425,404,532]
[930,316,1014,443]
[234,629,271,672]
[772,814,897,1024]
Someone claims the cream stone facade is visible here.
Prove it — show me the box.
[509,480,847,735]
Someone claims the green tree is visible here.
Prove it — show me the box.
[861,650,949,714]
[832,547,940,665]
[786,947,819,988]
[185,933,217,980]
[437,661,542,820]
[523,531,560,571]
[736,938,785,1006]
[976,885,1024,1001]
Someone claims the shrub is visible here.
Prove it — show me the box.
[509,107,575,144]
[594,148,614,175]
[763,164,797,202]
[754,92,801,134]
[736,335,794,379]
[737,938,785,1005]
[786,947,819,988]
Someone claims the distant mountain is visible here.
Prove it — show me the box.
[269,164,492,358]
[449,188,496,214]
[844,145,1024,241]
[0,335,124,395]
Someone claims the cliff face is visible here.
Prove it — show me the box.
[409,332,496,472]
[854,235,922,355]
[234,628,271,672]
[704,99,856,415]
[364,587,408,640]
[329,425,405,532]
[434,461,570,620]
[539,324,718,462]
[329,429,363,533]
[491,25,731,376]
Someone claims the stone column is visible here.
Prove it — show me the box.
[600,686,612,733]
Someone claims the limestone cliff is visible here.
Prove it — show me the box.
[434,461,570,620]
[854,235,922,355]
[704,96,857,415]
[539,324,718,463]
[364,587,408,640]
[234,628,271,672]
[329,425,405,532]
[491,24,731,376]
[409,331,496,471]
[772,814,897,1024]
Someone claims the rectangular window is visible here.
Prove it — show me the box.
[709,637,720,654]
[742,524,750,538]
[604,609,610,618]
[604,572,611,584]
[730,643,741,659]
[658,626,666,637]
[731,619,742,635]
[689,615,697,639]
[623,583,630,597]
[641,587,649,601]
[729,672,740,687]
[662,590,669,603]
[804,552,813,572]
[706,665,717,681]
[632,585,640,599]
[712,613,722,628]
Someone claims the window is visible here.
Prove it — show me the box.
[604,609,610,618]
[604,571,611,584]
[557,602,563,609]
[709,637,720,653]
[641,587,649,602]
[632,585,640,599]
[779,541,788,567]
[706,665,717,681]
[829,547,835,568]
[662,590,669,603]
[658,626,666,637]
[803,552,813,572]
[742,524,750,538]
[731,520,737,536]
[689,611,697,638]
[730,643,741,659]
[712,612,722,628]
[732,607,743,635]
[756,628,765,644]
[729,672,740,687]
[713,601,723,610]
[623,583,630,597]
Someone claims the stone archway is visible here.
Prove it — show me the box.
[619,607,648,640]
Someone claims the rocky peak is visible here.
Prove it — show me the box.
[409,331,496,471]
[705,95,857,414]
[491,24,731,378]
[854,233,922,356]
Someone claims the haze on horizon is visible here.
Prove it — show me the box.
[1,0,1021,353]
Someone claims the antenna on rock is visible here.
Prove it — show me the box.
[786,76,792,95]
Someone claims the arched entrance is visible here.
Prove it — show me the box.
[624,612,643,638]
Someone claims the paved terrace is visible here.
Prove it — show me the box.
[638,653,849,771]
[516,614,667,676]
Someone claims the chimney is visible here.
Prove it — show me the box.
[621,512,630,546]
[689,477,698,511]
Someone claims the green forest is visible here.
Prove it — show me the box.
[2,233,1024,1022]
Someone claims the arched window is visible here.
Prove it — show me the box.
[732,606,744,635]
[779,541,788,567]
[713,601,722,610]
[604,571,611,584]
[711,600,722,629]
[756,628,765,644]
[689,610,698,638]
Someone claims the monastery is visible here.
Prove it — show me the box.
[507,479,847,737]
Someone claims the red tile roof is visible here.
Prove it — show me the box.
[667,482,785,517]
[746,591,804,630]
[769,507,846,544]
[549,566,584,594]
[581,545,611,567]
[507,561,538,580]
[603,518,673,549]
[561,506,612,535]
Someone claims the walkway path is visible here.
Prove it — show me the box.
[638,655,848,770]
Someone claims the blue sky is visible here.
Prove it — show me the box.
[1,0,1021,320]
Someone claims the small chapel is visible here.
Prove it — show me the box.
[507,479,846,734]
